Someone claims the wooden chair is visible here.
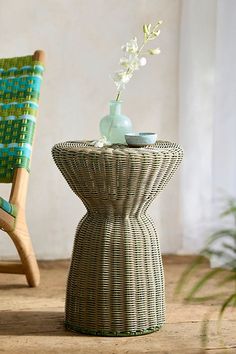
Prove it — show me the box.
[0,50,45,287]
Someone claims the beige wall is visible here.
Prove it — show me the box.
[179,0,236,255]
[0,0,181,259]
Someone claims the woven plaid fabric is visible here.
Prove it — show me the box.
[0,196,17,217]
[0,54,44,183]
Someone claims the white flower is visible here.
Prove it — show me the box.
[112,70,133,90]
[91,136,111,147]
[119,56,130,68]
[120,54,141,71]
[148,48,161,55]
[112,54,145,91]
[111,20,162,98]
[139,57,147,66]
[95,140,105,148]
[121,37,139,54]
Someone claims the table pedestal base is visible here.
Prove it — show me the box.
[65,212,165,336]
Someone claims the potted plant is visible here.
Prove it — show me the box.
[176,199,236,348]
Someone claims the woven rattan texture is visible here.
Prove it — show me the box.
[0,55,44,183]
[52,141,183,336]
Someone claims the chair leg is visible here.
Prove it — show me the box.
[8,222,40,287]
[1,168,41,287]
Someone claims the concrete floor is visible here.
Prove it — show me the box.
[0,256,235,354]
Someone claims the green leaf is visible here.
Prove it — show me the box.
[175,255,205,295]
[201,248,224,258]
[217,293,236,337]
[201,247,235,264]
[219,258,236,270]
[185,268,224,301]
[206,229,236,246]
[217,272,236,286]
[221,205,236,217]
[218,293,236,320]
[222,242,236,253]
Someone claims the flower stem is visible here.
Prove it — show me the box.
[116,91,121,101]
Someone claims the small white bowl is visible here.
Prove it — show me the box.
[125,132,157,147]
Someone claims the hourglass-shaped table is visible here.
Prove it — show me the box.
[52,141,183,336]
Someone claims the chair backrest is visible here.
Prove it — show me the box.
[0,51,45,183]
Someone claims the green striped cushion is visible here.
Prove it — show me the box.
[0,196,17,217]
[0,54,44,183]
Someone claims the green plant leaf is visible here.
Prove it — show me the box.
[185,268,224,301]
[201,248,224,258]
[202,247,235,265]
[217,272,236,286]
[222,242,236,253]
[201,247,235,269]
[206,229,236,246]
[175,256,206,295]
[176,197,236,344]
[218,258,236,270]
[221,205,236,217]
[218,293,236,321]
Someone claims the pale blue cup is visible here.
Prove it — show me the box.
[125,132,157,147]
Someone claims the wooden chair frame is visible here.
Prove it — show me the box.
[0,50,45,287]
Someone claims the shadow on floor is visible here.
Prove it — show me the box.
[0,284,27,290]
[0,311,84,336]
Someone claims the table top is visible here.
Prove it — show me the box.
[52,140,184,201]
[52,140,183,158]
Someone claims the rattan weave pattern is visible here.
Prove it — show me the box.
[52,140,183,336]
[0,55,44,183]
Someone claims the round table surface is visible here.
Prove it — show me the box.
[52,140,183,157]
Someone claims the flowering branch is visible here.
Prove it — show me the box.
[112,20,163,101]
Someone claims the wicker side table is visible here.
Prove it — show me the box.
[52,141,183,336]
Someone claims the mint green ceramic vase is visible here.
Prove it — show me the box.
[100,100,133,144]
